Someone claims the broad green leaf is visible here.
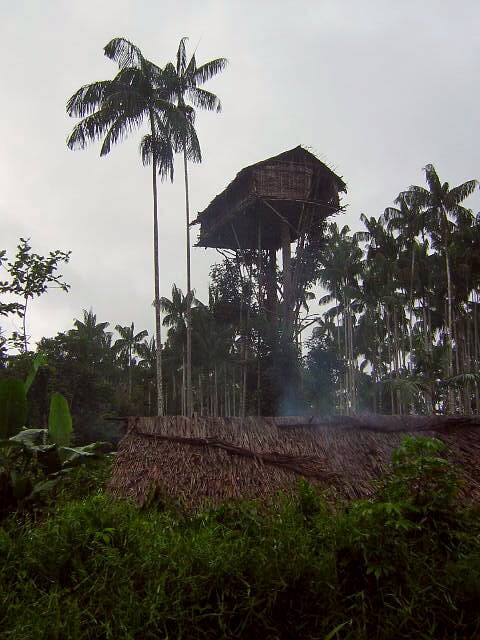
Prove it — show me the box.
[24,353,47,394]
[58,442,107,466]
[10,428,47,447]
[0,379,28,438]
[48,392,73,446]
[27,478,59,500]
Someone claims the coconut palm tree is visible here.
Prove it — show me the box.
[163,38,227,416]
[113,322,148,398]
[66,37,185,415]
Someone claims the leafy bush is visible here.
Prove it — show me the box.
[0,354,109,517]
[1,437,479,639]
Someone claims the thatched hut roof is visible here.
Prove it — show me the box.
[192,146,347,250]
[109,415,480,509]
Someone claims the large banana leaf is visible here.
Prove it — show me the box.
[48,392,73,446]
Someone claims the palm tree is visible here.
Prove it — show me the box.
[163,38,227,416]
[402,165,478,406]
[137,336,157,414]
[317,223,364,414]
[113,322,148,398]
[66,37,185,415]
[69,309,110,370]
[160,284,199,413]
[384,197,425,367]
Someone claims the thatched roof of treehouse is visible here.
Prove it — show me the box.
[192,146,347,250]
[109,415,480,510]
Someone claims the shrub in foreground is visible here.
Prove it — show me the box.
[0,437,479,639]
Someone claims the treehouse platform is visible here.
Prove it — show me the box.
[192,146,347,251]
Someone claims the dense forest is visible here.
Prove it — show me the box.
[1,160,479,440]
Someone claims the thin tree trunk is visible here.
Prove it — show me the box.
[182,148,193,417]
[199,373,203,416]
[444,230,454,413]
[149,113,164,416]
[408,244,415,370]
[22,297,29,353]
[232,366,236,416]
[182,349,186,416]
[214,364,218,417]
[128,346,132,400]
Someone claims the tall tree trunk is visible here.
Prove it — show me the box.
[149,113,164,416]
[474,295,479,413]
[443,223,454,412]
[183,147,193,417]
[408,244,415,370]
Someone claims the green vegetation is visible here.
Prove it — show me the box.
[0,354,108,516]
[0,238,70,353]
[1,437,479,639]
[2,158,480,423]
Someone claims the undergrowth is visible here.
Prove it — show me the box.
[1,437,479,639]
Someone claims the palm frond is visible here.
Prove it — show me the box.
[100,111,145,156]
[194,58,228,85]
[66,81,112,117]
[383,206,401,224]
[66,109,116,150]
[185,52,197,79]
[184,124,201,163]
[140,133,175,182]
[423,164,442,196]
[448,179,478,205]
[104,37,144,69]
[403,185,430,208]
[187,86,222,112]
[176,37,189,75]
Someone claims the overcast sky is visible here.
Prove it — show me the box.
[1,0,479,349]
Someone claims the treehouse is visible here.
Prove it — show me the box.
[192,145,347,251]
[192,146,347,414]
[193,146,347,338]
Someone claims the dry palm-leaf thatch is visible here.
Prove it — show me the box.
[192,146,347,250]
[109,415,480,509]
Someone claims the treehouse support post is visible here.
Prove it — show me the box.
[281,221,293,339]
